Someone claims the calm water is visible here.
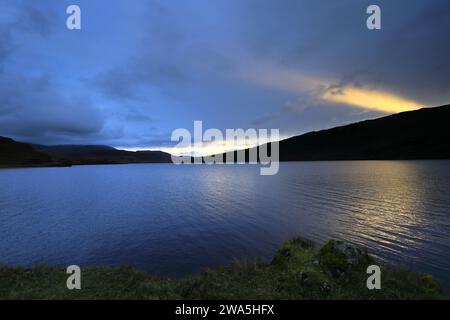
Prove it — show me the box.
[1,161,450,291]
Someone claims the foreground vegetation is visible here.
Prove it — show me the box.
[0,239,445,299]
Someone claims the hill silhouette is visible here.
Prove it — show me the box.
[208,104,450,162]
[33,144,172,165]
[0,136,52,166]
[0,139,172,167]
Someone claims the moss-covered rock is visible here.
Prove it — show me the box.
[318,240,373,277]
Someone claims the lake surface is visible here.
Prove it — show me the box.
[1,161,450,291]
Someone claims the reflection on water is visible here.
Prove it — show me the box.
[310,162,447,265]
[0,161,449,291]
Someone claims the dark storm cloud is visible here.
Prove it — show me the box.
[0,31,11,70]
[236,0,450,104]
[94,1,192,100]
[0,2,107,144]
[0,1,54,60]
[95,1,235,102]
[0,74,103,143]
[0,11,14,67]
[14,4,55,36]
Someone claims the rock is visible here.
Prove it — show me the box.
[333,241,365,265]
[318,240,369,274]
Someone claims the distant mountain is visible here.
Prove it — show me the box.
[0,138,173,167]
[209,104,450,162]
[0,136,52,166]
[33,144,173,165]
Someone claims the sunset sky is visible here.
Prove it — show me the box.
[0,0,449,154]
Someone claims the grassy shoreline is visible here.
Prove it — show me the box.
[0,238,446,300]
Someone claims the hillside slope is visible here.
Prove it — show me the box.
[209,105,450,162]
[0,137,52,166]
[278,104,450,160]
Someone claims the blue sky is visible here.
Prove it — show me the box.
[1,0,449,153]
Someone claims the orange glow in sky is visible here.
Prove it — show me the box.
[322,86,423,113]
